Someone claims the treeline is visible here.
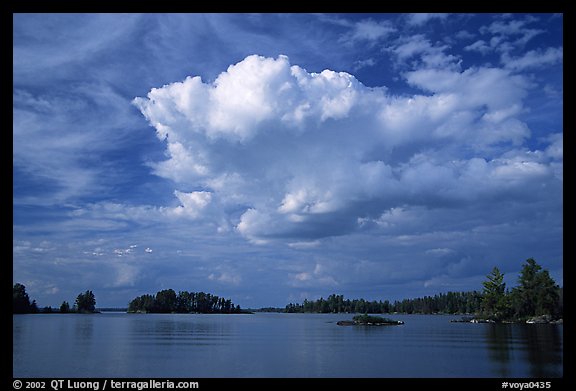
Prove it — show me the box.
[128,289,241,314]
[285,291,482,314]
[13,283,97,314]
[285,258,562,321]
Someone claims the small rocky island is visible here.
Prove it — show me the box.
[337,314,404,326]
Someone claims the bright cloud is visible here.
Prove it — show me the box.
[134,54,561,244]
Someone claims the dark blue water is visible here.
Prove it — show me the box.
[13,313,563,377]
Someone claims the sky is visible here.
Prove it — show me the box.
[13,13,563,308]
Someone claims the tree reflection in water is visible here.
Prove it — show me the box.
[485,323,562,378]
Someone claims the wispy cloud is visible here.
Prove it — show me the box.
[478,15,545,55]
[406,13,449,27]
[388,34,461,70]
[339,19,397,46]
[13,83,144,206]
[502,47,563,71]
[464,40,492,55]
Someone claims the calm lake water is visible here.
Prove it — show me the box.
[13,313,562,378]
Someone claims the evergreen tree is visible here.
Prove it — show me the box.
[177,291,194,313]
[128,294,157,313]
[511,258,560,318]
[534,269,560,316]
[481,267,509,320]
[13,283,33,314]
[155,289,177,313]
[60,301,71,313]
[75,290,96,313]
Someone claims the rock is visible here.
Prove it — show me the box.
[471,318,495,323]
[526,315,551,324]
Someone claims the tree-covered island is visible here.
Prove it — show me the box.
[127,289,243,314]
[74,290,98,313]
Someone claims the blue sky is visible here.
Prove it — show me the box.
[13,13,563,308]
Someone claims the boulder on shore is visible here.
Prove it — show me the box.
[526,315,562,324]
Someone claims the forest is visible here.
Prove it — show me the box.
[285,258,562,321]
[127,289,242,314]
[285,291,482,314]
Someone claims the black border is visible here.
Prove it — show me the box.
[7,1,569,13]
[8,1,573,388]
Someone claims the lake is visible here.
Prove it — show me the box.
[13,313,562,378]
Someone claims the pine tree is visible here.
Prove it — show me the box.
[511,258,561,318]
[13,283,32,314]
[75,290,96,313]
[481,267,509,320]
[60,301,71,313]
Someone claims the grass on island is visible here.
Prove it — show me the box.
[352,314,402,324]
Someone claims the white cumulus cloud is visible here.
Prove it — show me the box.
[134,54,562,243]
